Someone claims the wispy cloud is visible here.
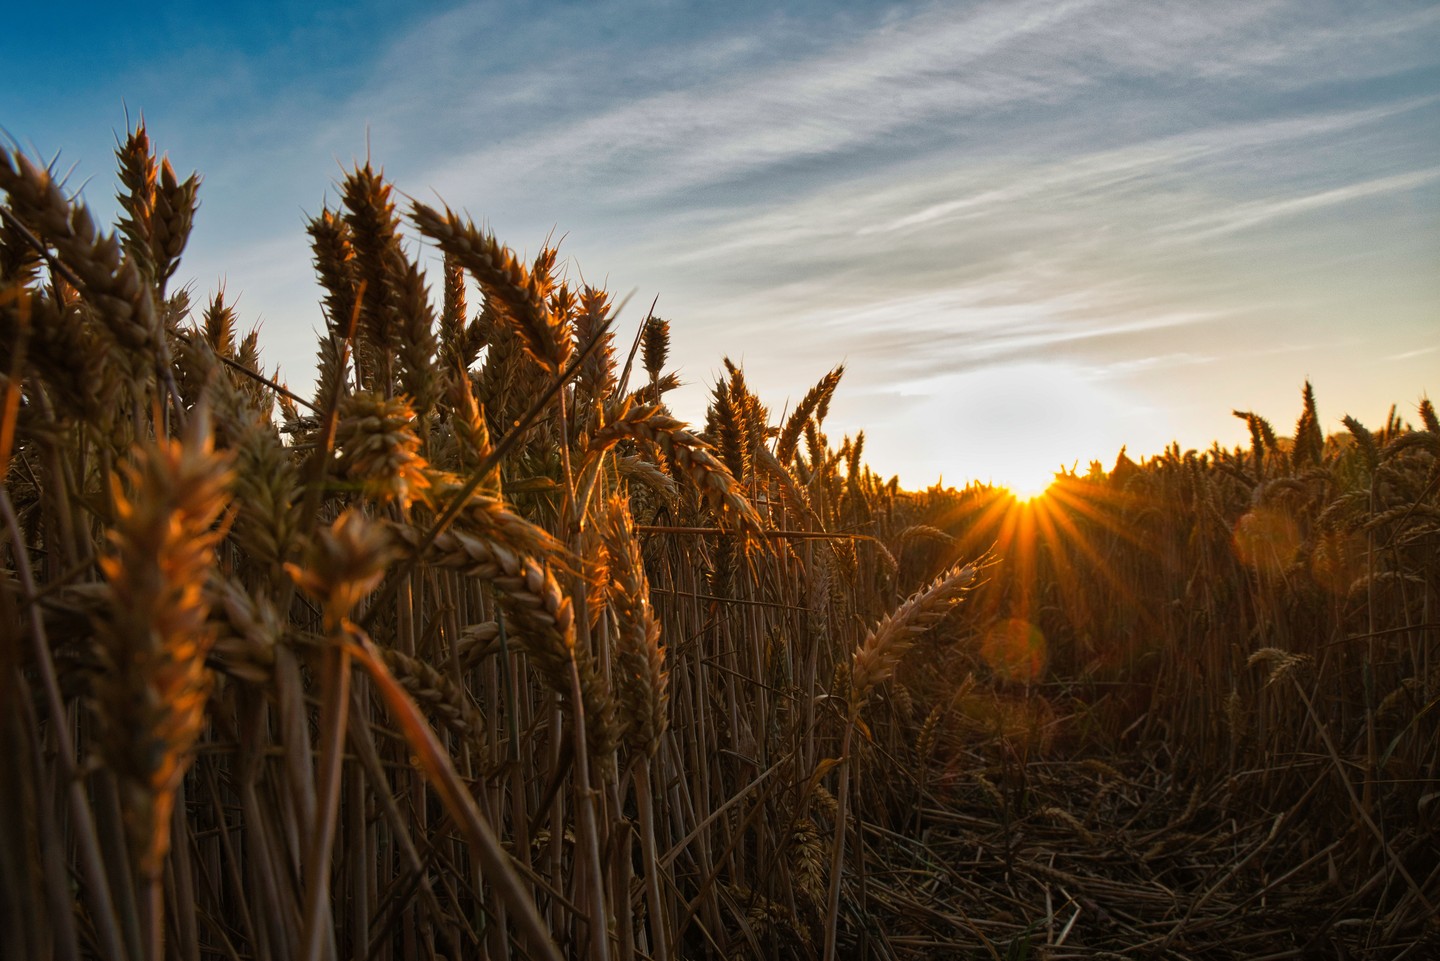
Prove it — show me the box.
[1390,344,1440,362]
[378,1,1439,208]
[1166,165,1440,241]
[10,0,1431,484]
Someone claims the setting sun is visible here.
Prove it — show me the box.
[885,360,1166,495]
[995,469,1056,502]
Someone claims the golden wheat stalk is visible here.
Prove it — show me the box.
[0,149,163,380]
[91,410,233,878]
[588,399,762,532]
[333,390,431,510]
[849,562,979,710]
[284,508,395,961]
[87,409,232,961]
[410,200,572,375]
[599,496,668,756]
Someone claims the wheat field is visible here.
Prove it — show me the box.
[1,125,1436,961]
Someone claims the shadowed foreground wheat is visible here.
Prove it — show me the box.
[1,126,1436,961]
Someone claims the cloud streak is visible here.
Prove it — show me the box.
[8,0,1433,485]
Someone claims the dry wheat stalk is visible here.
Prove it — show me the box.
[91,410,233,881]
[849,562,979,710]
[0,149,163,381]
[306,208,358,374]
[777,366,844,466]
[115,123,198,296]
[286,507,396,629]
[599,496,668,756]
[411,200,572,375]
[334,391,431,510]
[389,516,618,760]
[589,399,762,532]
[210,574,283,684]
[379,643,489,747]
[641,314,669,382]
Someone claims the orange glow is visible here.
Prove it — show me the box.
[980,618,1049,683]
[998,472,1056,503]
[924,472,1159,686]
[1233,508,1301,576]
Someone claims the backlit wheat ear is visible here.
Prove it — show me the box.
[709,376,750,482]
[641,314,670,382]
[91,409,233,880]
[150,156,199,295]
[307,207,358,338]
[389,505,618,760]
[0,148,162,381]
[340,164,402,389]
[2,263,113,423]
[333,391,431,510]
[574,285,617,413]
[217,384,304,579]
[777,365,845,466]
[339,165,439,412]
[200,288,238,357]
[379,644,490,750]
[589,401,763,533]
[1420,397,1439,433]
[112,122,198,297]
[440,251,466,337]
[437,365,496,477]
[410,200,572,374]
[849,562,979,711]
[211,574,284,684]
[114,122,158,281]
[286,507,396,630]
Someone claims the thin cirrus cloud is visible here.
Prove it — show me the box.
[3,0,1434,486]
[311,1,1440,482]
[1165,166,1440,242]
[405,1,1436,206]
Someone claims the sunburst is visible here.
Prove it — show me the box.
[924,473,1149,685]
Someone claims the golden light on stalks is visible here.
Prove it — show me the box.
[285,508,396,629]
[410,200,572,374]
[91,411,233,879]
[0,149,163,381]
[334,390,431,510]
[7,127,1437,961]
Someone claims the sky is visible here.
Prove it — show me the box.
[3,0,1437,492]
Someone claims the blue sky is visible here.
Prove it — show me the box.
[4,0,1437,489]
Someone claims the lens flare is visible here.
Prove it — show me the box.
[980,618,1049,684]
[1232,508,1301,576]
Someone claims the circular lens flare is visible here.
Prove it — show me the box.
[980,618,1049,684]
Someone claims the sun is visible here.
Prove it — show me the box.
[906,360,1151,502]
[978,452,1062,503]
[1000,471,1056,503]
[996,475,1054,501]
